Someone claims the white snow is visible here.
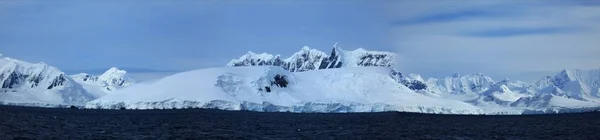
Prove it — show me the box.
[69,67,135,98]
[3,47,600,115]
[227,44,396,71]
[425,73,496,96]
[335,47,396,68]
[0,56,95,105]
[87,66,482,114]
[548,96,599,108]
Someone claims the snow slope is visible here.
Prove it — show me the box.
[2,48,599,114]
[0,57,95,105]
[423,73,496,101]
[87,66,483,114]
[535,69,600,101]
[227,43,396,72]
[228,44,428,92]
[70,67,135,97]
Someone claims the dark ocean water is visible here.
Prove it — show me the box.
[1,105,599,140]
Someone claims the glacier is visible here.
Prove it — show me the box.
[86,66,483,114]
[2,46,600,114]
[0,55,135,105]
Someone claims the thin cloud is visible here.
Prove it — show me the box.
[388,0,600,80]
[461,27,585,38]
[390,9,508,26]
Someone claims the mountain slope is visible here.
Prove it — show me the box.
[0,57,96,105]
[423,73,496,101]
[227,44,396,72]
[70,67,136,97]
[227,44,431,92]
[535,69,600,101]
[87,66,483,114]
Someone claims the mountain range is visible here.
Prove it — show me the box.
[0,56,135,105]
[1,46,599,114]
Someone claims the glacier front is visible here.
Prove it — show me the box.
[86,66,483,114]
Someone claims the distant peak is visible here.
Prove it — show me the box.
[240,51,275,60]
[290,46,326,56]
[332,42,340,50]
[101,67,127,77]
[354,48,367,52]
[499,84,511,92]
[558,69,570,75]
[73,73,90,76]
[330,43,344,56]
[557,69,577,81]
[301,46,311,51]
[107,67,123,72]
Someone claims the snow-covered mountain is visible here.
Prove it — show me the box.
[227,44,395,72]
[222,46,599,113]
[440,69,600,113]
[468,80,533,106]
[0,57,95,105]
[86,66,482,114]
[85,65,600,114]
[2,48,599,114]
[390,71,429,91]
[227,44,429,92]
[534,69,600,101]
[70,67,135,97]
[502,69,600,110]
[0,55,135,105]
[426,73,495,95]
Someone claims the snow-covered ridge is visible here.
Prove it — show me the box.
[425,73,496,96]
[227,45,422,91]
[534,69,600,101]
[0,56,95,105]
[69,67,135,97]
[2,51,599,114]
[227,43,396,72]
[0,55,135,105]
[87,66,483,114]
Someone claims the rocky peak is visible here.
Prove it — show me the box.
[0,58,70,90]
[70,67,135,93]
[227,44,396,72]
[99,67,134,88]
[428,73,496,95]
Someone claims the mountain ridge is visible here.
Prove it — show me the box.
[1,48,599,114]
[0,55,135,105]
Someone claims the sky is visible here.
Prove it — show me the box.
[1,0,599,82]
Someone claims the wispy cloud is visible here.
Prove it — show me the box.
[391,9,508,26]
[461,27,584,38]
[387,0,600,79]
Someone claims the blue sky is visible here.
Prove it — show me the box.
[1,0,600,82]
[0,0,389,72]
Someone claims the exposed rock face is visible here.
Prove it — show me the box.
[47,74,67,89]
[425,73,497,95]
[389,70,428,91]
[227,45,396,72]
[534,69,600,100]
[70,67,135,95]
[0,57,96,105]
[226,45,432,92]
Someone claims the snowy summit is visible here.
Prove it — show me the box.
[1,46,599,114]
